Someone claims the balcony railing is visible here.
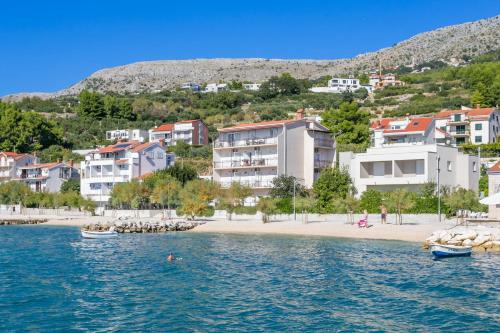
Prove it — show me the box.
[219,179,274,188]
[314,138,334,147]
[314,160,333,168]
[450,130,470,136]
[214,137,278,148]
[214,158,278,169]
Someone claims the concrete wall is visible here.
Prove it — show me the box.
[103,209,179,218]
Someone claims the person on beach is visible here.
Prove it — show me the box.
[358,210,369,227]
[167,252,175,262]
[380,205,387,224]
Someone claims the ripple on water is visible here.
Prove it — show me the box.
[0,226,498,332]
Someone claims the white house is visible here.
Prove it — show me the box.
[180,82,201,92]
[16,162,79,193]
[106,129,148,143]
[310,77,371,94]
[434,106,500,145]
[243,83,261,91]
[80,141,174,204]
[149,120,208,146]
[204,83,228,93]
[213,111,335,196]
[0,152,36,183]
[340,116,479,196]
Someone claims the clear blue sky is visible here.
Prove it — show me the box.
[0,0,498,96]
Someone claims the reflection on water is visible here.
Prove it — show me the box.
[0,226,498,332]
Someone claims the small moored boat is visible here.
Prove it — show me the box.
[430,243,472,258]
[81,227,118,239]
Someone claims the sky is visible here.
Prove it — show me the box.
[0,0,498,96]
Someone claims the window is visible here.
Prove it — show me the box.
[475,136,482,143]
[157,152,164,159]
[473,162,477,172]
[447,161,452,172]
[454,114,461,122]
[475,123,482,130]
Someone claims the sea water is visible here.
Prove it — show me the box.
[0,226,498,332]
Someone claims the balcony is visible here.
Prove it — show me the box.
[314,138,334,148]
[214,158,278,169]
[314,160,333,168]
[219,179,274,188]
[214,137,278,149]
[449,130,470,137]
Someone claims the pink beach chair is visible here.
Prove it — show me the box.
[358,218,368,228]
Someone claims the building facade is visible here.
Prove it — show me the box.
[180,82,201,92]
[106,129,148,143]
[434,107,500,145]
[310,78,371,94]
[80,141,172,204]
[213,112,335,196]
[149,120,208,146]
[204,83,228,93]
[0,152,36,183]
[243,83,261,91]
[369,73,405,89]
[16,162,79,193]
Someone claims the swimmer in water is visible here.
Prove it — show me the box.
[167,252,174,262]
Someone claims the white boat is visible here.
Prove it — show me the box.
[430,243,472,258]
[81,228,118,239]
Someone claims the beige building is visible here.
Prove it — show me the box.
[0,152,36,183]
[213,111,335,196]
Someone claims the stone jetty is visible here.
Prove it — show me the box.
[0,218,47,225]
[82,217,201,233]
[424,225,500,252]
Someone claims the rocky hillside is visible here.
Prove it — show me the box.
[5,15,500,99]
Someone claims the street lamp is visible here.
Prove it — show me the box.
[436,154,441,222]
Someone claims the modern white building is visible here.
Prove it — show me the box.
[434,107,500,145]
[204,83,228,93]
[243,83,261,91]
[149,120,209,146]
[310,77,372,94]
[485,162,500,219]
[15,162,79,193]
[213,111,335,196]
[340,116,479,196]
[180,82,201,92]
[106,129,148,143]
[0,152,36,183]
[80,141,173,204]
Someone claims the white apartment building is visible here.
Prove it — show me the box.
[16,162,79,193]
[340,117,479,196]
[434,107,500,145]
[310,77,372,94]
[213,112,335,196]
[204,83,228,93]
[106,129,148,143]
[0,152,36,183]
[243,83,261,91]
[80,141,173,204]
[149,120,208,146]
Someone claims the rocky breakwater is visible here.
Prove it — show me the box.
[424,226,500,252]
[82,218,202,233]
[0,218,47,225]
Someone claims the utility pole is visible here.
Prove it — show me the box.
[293,178,296,221]
[437,154,441,222]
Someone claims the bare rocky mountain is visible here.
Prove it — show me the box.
[4,15,500,100]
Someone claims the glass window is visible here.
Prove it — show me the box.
[475,123,482,130]
[473,162,477,172]
[454,114,461,122]
[447,161,452,172]
[475,136,482,143]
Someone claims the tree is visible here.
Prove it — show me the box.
[218,182,252,220]
[150,176,181,218]
[256,197,277,223]
[258,73,302,99]
[269,175,307,199]
[331,195,360,224]
[358,73,369,85]
[321,101,370,145]
[295,196,316,224]
[385,188,415,225]
[110,180,150,209]
[39,145,82,163]
[78,90,105,119]
[359,189,383,213]
[0,181,31,205]
[60,179,80,193]
[312,167,354,213]
[470,89,485,107]
[178,180,218,220]
[443,188,484,222]
[164,163,198,185]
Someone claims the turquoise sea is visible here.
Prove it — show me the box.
[0,225,498,332]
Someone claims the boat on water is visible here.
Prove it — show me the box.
[81,227,118,239]
[430,243,472,258]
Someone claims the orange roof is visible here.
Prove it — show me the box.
[435,108,496,119]
[131,142,160,152]
[218,119,297,132]
[97,141,140,154]
[152,124,174,133]
[0,152,32,160]
[489,161,500,173]
[19,162,61,170]
[370,118,395,129]
[383,117,434,134]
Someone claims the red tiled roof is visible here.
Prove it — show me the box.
[131,142,160,152]
[370,118,395,129]
[19,162,61,170]
[434,108,496,119]
[383,117,433,134]
[218,119,298,132]
[489,161,500,173]
[97,141,140,154]
[0,152,31,160]
[152,124,174,133]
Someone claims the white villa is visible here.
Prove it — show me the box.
[106,129,148,143]
[213,110,335,196]
[434,106,500,145]
[310,78,372,94]
[149,120,208,146]
[16,162,79,193]
[80,141,173,204]
[204,83,228,93]
[0,152,36,183]
[340,116,479,196]
[243,83,261,91]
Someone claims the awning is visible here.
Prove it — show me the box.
[479,192,500,205]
